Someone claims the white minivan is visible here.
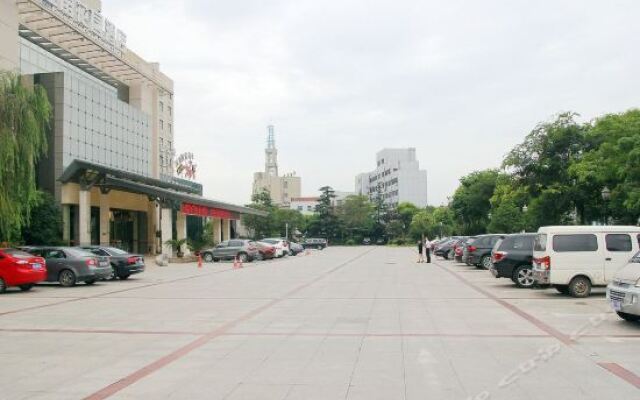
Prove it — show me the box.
[532,226,640,297]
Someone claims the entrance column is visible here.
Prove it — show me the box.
[147,200,157,254]
[78,189,91,246]
[212,217,222,244]
[176,211,189,256]
[62,205,70,244]
[99,191,110,246]
[161,206,173,257]
[222,219,231,241]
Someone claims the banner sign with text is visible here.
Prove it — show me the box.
[181,202,239,220]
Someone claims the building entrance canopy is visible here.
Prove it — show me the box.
[59,160,266,219]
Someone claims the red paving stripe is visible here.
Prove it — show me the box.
[0,266,235,317]
[434,260,574,345]
[223,332,549,338]
[598,362,640,389]
[83,248,374,400]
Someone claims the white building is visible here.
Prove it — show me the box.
[356,148,428,208]
[290,191,355,215]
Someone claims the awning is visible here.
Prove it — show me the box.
[59,160,267,218]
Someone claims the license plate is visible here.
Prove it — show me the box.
[612,300,622,311]
[100,262,108,267]
[32,263,42,270]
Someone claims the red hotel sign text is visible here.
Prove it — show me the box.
[181,203,238,220]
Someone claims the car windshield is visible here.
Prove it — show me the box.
[105,247,129,255]
[2,249,34,258]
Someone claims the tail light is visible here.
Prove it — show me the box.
[127,256,138,265]
[534,256,551,270]
[468,245,477,252]
[492,251,507,263]
[86,258,97,267]
[455,247,463,255]
[15,259,29,265]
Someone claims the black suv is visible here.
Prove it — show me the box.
[465,234,506,269]
[489,234,535,288]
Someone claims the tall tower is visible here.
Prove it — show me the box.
[265,125,279,177]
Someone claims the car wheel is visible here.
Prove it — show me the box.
[555,285,569,294]
[0,277,6,293]
[203,252,214,263]
[19,284,34,291]
[616,312,640,322]
[85,279,96,285]
[479,256,492,269]
[118,274,130,280]
[58,270,77,287]
[238,253,248,263]
[513,266,535,288]
[568,276,591,298]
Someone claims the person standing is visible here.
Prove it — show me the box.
[424,236,431,263]
[417,239,424,263]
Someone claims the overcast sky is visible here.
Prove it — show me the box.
[103,0,640,206]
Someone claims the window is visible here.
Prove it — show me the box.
[229,240,244,247]
[168,123,172,133]
[552,234,598,252]
[534,234,547,251]
[159,101,164,112]
[168,106,172,116]
[606,234,632,252]
[159,119,164,130]
[298,206,303,211]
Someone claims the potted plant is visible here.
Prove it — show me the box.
[164,238,188,257]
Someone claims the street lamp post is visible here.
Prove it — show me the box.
[601,186,611,225]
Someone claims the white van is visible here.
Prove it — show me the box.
[532,226,640,297]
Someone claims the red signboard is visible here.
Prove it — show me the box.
[181,202,238,220]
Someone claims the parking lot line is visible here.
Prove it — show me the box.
[598,362,640,389]
[83,248,374,400]
[433,259,573,345]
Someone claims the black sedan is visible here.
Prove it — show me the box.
[490,233,536,288]
[80,246,145,280]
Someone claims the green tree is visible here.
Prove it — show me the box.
[272,208,305,238]
[503,112,591,227]
[21,192,63,245]
[242,189,276,239]
[315,186,339,239]
[450,169,501,234]
[487,200,524,233]
[0,72,51,241]
[336,195,374,241]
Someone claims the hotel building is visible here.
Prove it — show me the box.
[0,0,264,256]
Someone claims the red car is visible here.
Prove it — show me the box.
[255,242,276,260]
[0,248,47,293]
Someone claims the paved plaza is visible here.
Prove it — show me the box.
[0,246,639,399]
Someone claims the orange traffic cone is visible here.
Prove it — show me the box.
[198,254,203,268]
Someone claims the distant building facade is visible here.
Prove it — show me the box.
[356,148,428,208]
[290,191,355,215]
[252,125,301,205]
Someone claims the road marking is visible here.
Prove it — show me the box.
[83,248,374,400]
[434,260,573,344]
[598,362,640,389]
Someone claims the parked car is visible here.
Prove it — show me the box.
[607,251,640,322]
[466,234,506,269]
[302,238,327,250]
[490,233,536,288]
[459,237,477,264]
[260,238,289,257]
[80,246,145,280]
[201,240,259,263]
[532,226,640,297]
[289,242,304,256]
[434,239,459,259]
[21,246,112,287]
[0,248,47,293]
[362,238,371,245]
[255,242,277,260]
